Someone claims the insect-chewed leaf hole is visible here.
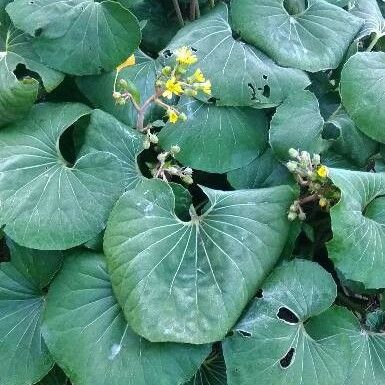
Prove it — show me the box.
[279,347,295,369]
[238,330,252,338]
[277,307,299,324]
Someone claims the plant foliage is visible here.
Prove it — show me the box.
[1,1,385,385]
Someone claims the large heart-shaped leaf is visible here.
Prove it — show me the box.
[322,107,378,169]
[158,98,269,173]
[162,3,309,107]
[227,147,292,190]
[0,26,64,127]
[0,240,62,385]
[327,168,385,288]
[222,259,351,385]
[104,179,295,344]
[350,0,385,40]
[76,109,144,190]
[340,52,385,143]
[309,306,385,385]
[42,249,210,385]
[231,0,362,72]
[6,0,141,75]
[76,50,162,127]
[270,90,327,161]
[0,103,125,250]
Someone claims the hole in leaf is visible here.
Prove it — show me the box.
[263,74,268,80]
[13,63,39,82]
[232,30,241,40]
[255,289,263,298]
[163,49,172,58]
[238,330,252,337]
[262,84,270,98]
[191,46,197,52]
[207,96,218,104]
[277,307,299,324]
[34,27,43,37]
[248,83,256,100]
[280,347,295,368]
[283,0,309,15]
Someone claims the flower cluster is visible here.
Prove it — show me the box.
[157,46,212,123]
[148,145,194,184]
[286,148,340,221]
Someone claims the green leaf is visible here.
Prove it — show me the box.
[159,99,269,173]
[231,0,363,72]
[327,168,385,288]
[76,50,161,127]
[340,52,385,143]
[322,107,378,169]
[42,249,210,385]
[309,306,385,385]
[270,90,327,161]
[6,0,141,75]
[227,147,292,189]
[349,0,385,39]
[222,259,351,385]
[162,3,309,107]
[0,26,64,127]
[0,103,125,250]
[186,346,227,385]
[76,109,144,190]
[0,240,62,385]
[104,179,296,344]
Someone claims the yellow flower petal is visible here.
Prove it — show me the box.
[116,55,136,72]
[167,109,179,124]
[192,68,205,82]
[317,165,329,178]
[175,46,198,65]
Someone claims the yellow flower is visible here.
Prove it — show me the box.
[175,46,198,65]
[163,76,183,99]
[319,197,328,207]
[201,80,212,95]
[317,165,329,178]
[167,108,179,124]
[116,54,135,72]
[192,68,205,82]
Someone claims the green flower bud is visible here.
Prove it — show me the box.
[286,161,297,172]
[157,152,168,162]
[149,133,159,144]
[170,145,181,154]
[161,66,172,76]
[143,139,151,149]
[112,91,122,99]
[182,175,194,185]
[184,167,193,176]
[312,154,321,166]
[167,166,179,175]
[288,212,297,221]
[288,148,299,158]
[179,113,187,122]
[184,88,198,97]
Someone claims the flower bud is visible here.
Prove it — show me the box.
[286,161,297,172]
[170,145,181,154]
[319,197,328,208]
[184,167,193,176]
[288,148,299,158]
[112,91,121,99]
[143,139,151,149]
[184,88,198,97]
[288,212,297,221]
[167,166,179,175]
[179,112,187,122]
[298,211,306,221]
[182,175,193,185]
[161,66,172,76]
[149,133,159,144]
[312,154,321,165]
[157,152,168,162]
